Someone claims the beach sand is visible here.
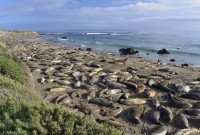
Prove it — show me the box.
[1,30,200,134]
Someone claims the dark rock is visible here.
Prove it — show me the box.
[197,78,200,81]
[146,53,149,55]
[90,63,100,68]
[86,48,92,51]
[157,48,170,54]
[38,33,44,35]
[119,48,139,55]
[78,48,83,51]
[181,63,189,67]
[61,36,67,39]
[170,59,175,62]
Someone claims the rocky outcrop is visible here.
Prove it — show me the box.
[61,36,67,39]
[119,48,139,55]
[157,48,169,54]
[86,48,92,51]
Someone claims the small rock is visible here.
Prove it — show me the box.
[170,59,175,62]
[61,36,67,39]
[119,48,139,55]
[157,48,170,54]
[181,63,189,67]
[86,48,92,51]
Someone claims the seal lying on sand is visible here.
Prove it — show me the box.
[159,105,173,123]
[174,128,200,135]
[128,105,144,124]
[150,109,162,125]
[180,92,200,101]
[177,113,189,129]
[119,98,146,106]
[168,93,192,108]
[184,109,200,116]
[151,125,168,135]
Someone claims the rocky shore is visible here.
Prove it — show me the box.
[1,30,200,134]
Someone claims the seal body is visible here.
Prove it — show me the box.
[160,106,173,123]
[184,109,200,116]
[128,105,144,124]
[119,98,146,105]
[151,125,168,135]
[168,93,192,108]
[174,128,200,135]
[150,109,162,125]
[177,113,189,129]
[181,92,200,100]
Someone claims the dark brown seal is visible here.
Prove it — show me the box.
[128,105,144,124]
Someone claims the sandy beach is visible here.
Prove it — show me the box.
[1,30,200,134]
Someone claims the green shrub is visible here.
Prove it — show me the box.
[0,75,41,105]
[0,100,123,135]
[0,48,25,84]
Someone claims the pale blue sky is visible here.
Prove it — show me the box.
[1,0,200,31]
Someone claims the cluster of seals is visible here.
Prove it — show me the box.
[3,31,200,135]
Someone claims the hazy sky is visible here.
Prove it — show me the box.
[1,0,200,31]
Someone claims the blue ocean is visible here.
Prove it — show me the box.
[41,30,200,67]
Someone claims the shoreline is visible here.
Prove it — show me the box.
[1,30,200,134]
[41,32,200,68]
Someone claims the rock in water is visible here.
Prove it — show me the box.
[157,48,170,54]
[119,48,139,55]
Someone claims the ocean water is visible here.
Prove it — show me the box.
[41,31,200,67]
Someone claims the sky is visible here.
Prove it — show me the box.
[1,0,200,31]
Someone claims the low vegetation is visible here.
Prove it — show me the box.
[0,100,122,135]
[0,47,25,84]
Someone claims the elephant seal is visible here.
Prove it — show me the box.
[187,117,200,128]
[184,109,200,116]
[180,92,200,101]
[168,93,192,108]
[78,103,100,114]
[145,90,156,98]
[159,105,173,123]
[150,109,162,125]
[86,91,96,100]
[119,98,146,106]
[177,113,189,129]
[89,98,113,107]
[149,99,160,108]
[174,128,200,135]
[108,106,123,117]
[151,125,168,135]
[128,105,144,124]
[152,83,175,94]
[105,81,127,89]
[119,81,137,90]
